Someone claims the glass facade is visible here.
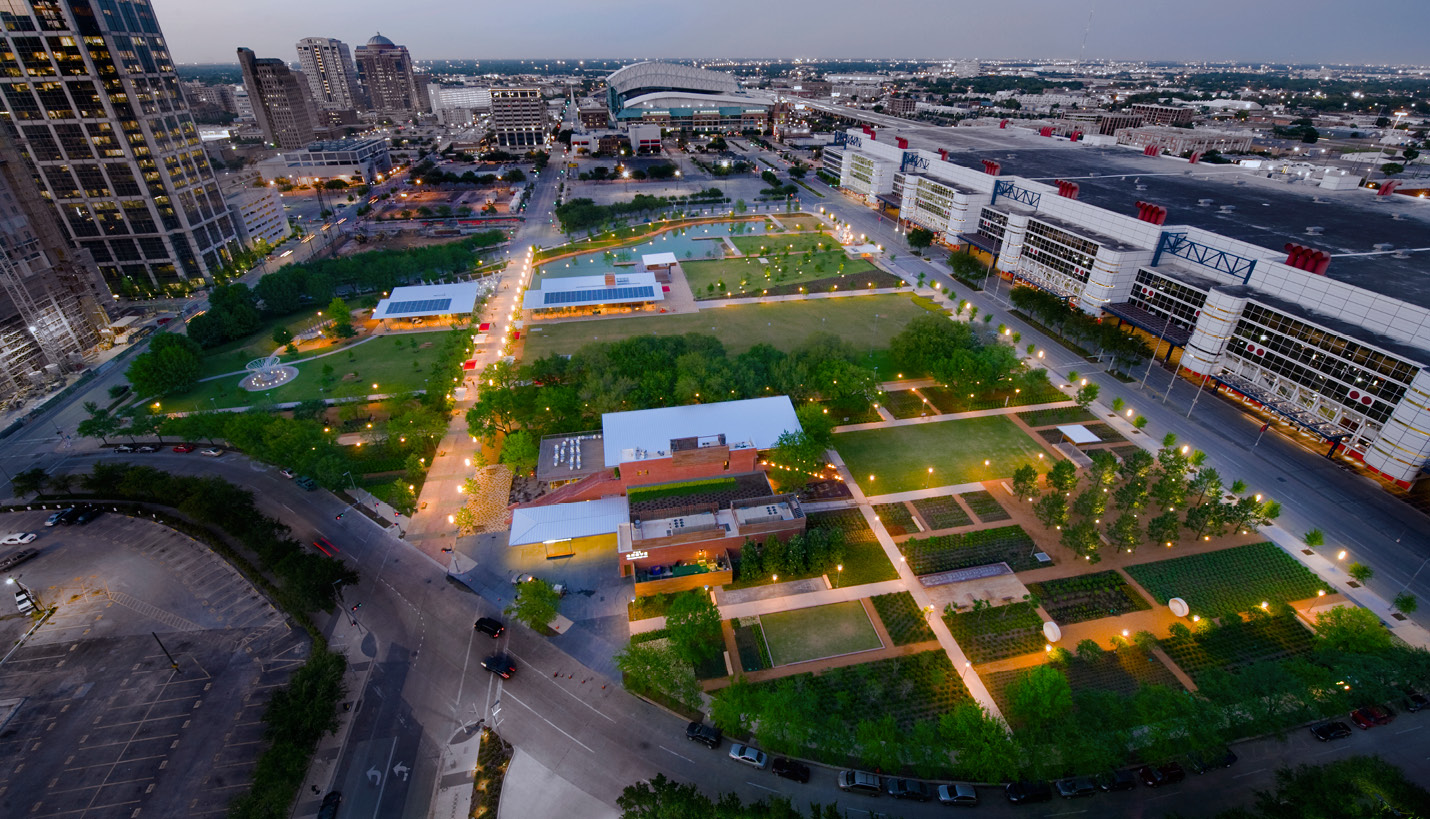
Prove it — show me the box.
[1129,268,1206,333]
[1023,219,1097,284]
[976,207,1007,248]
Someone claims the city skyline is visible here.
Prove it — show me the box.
[151,0,1430,66]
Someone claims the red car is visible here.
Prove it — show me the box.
[1349,708,1376,730]
[1365,705,1394,726]
[172,444,194,453]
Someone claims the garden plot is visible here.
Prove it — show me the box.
[912,495,973,530]
[873,502,918,536]
[900,525,1043,575]
[1126,542,1328,618]
[1017,406,1098,427]
[944,602,1046,664]
[804,510,898,585]
[871,592,937,646]
[961,490,1011,522]
[758,602,883,667]
[920,382,1068,414]
[1026,571,1152,625]
[1158,612,1318,684]
[880,389,938,419]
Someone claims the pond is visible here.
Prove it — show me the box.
[536,221,779,280]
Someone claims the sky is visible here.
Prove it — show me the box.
[152,0,1430,66]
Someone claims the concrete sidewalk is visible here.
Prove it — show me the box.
[863,481,988,505]
[628,577,908,635]
[832,399,1079,433]
[496,749,618,819]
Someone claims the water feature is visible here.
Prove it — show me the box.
[536,221,780,280]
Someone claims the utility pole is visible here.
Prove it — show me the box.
[152,632,179,670]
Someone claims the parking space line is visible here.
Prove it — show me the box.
[1395,725,1422,734]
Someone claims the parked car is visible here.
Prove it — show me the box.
[685,721,721,749]
[1398,691,1428,713]
[135,445,156,453]
[937,783,979,806]
[1311,721,1353,741]
[1,532,37,545]
[0,548,39,572]
[1365,705,1394,726]
[480,653,515,679]
[1095,770,1137,792]
[474,617,505,638]
[1135,763,1185,788]
[1350,708,1376,730]
[1187,747,1238,774]
[280,468,295,479]
[728,744,768,769]
[771,757,809,783]
[837,770,882,795]
[295,476,318,490]
[113,444,134,453]
[316,791,342,819]
[199,448,223,457]
[1005,780,1053,804]
[1055,777,1097,798]
[72,506,102,525]
[172,444,194,453]
[45,508,75,526]
[886,779,931,801]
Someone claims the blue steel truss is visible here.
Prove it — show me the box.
[1152,231,1258,283]
[990,180,1041,210]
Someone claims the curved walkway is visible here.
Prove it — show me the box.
[196,333,382,383]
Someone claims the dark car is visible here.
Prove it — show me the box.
[1311,721,1353,741]
[0,548,39,573]
[72,506,102,525]
[886,778,931,801]
[1005,780,1053,804]
[45,508,76,526]
[1055,776,1097,798]
[1136,762,1185,788]
[474,617,505,638]
[481,653,515,679]
[1399,692,1428,713]
[837,770,882,795]
[771,757,810,783]
[685,721,721,749]
[1187,747,1238,774]
[1096,770,1137,792]
[317,791,341,819]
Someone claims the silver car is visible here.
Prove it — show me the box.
[728,744,768,769]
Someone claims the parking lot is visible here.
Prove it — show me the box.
[0,510,305,818]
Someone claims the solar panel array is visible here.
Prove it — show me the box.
[543,286,655,306]
[384,298,453,315]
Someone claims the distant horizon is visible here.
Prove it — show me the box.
[149,0,1430,66]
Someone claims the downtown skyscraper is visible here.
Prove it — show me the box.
[238,47,318,150]
[295,36,363,112]
[0,0,239,296]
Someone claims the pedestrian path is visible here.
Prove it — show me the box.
[832,399,1079,433]
[863,481,988,505]
[627,577,908,635]
[195,333,381,382]
[698,286,912,309]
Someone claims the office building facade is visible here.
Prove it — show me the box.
[295,37,362,111]
[237,48,318,150]
[354,34,422,117]
[0,0,240,296]
[490,87,545,147]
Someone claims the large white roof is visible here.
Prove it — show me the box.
[374,281,482,319]
[607,61,738,97]
[508,497,629,547]
[621,91,772,111]
[521,271,663,311]
[601,396,801,467]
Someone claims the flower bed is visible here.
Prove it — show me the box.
[961,490,1011,523]
[732,617,771,672]
[912,495,973,530]
[871,592,937,645]
[1017,406,1097,427]
[1125,542,1328,619]
[873,502,918,536]
[900,525,1042,574]
[1027,570,1151,625]
[943,602,1046,663]
[627,476,738,504]
[1158,612,1318,684]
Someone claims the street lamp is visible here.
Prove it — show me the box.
[835,564,843,588]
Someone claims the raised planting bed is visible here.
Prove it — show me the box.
[943,602,1047,664]
[1125,542,1329,619]
[961,490,1011,523]
[1060,646,1184,696]
[1111,445,1144,461]
[871,591,937,646]
[1026,571,1152,625]
[920,382,1067,414]
[807,509,878,544]
[628,472,771,513]
[912,495,973,530]
[873,502,918,536]
[1083,422,1128,444]
[627,476,738,505]
[732,617,772,672]
[1157,612,1317,684]
[881,389,938,419]
[901,525,1042,575]
[1017,406,1097,427]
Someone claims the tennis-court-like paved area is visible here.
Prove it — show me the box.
[758,600,883,666]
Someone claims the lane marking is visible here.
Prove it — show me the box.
[503,692,593,753]
[1233,768,1268,779]
[509,651,615,723]
[1395,725,1422,734]
[746,781,779,794]
[658,745,693,764]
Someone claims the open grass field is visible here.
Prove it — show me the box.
[1125,542,1329,619]
[775,214,827,232]
[160,330,452,412]
[731,232,837,256]
[521,293,928,359]
[194,307,326,380]
[682,251,878,299]
[837,415,1048,494]
[759,601,883,666]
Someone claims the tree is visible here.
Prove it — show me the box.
[499,429,539,476]
[1347,562,1374,584]
[126,332,204,397]
[1012,464,1040,500]
[1072,487,1106,520]
[272,326,293,346]
[1006,664,1072,737]
[505,578,560,631]
[938,703,1021,783]
[11,467,47,498]
[1061,520,1102,562]
[1046,459,1078,493]
[1381,162,1405,176]
[1147,510,1182,545]
[1108,513,1141,553]
[1304,528,1325,548]
[907,227,934,251]
[617,774,712,818]
[1033,493,1068,529]
[1394,592,1418,616]
[1315,605,1392,654]
[770,429,827,478]
[1075,382,1100,407]
[77,401,122,444]
[327,296,355,339]
[855,713,903,772]
[665,591,721,666]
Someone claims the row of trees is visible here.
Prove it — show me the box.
[466,332,881,444]
[1012,434,1279,562]
[734,528,847,584]
[616,591,724,711]
[1009,285,1155,375]
[554,189,724,233]
[889,312,1022,392]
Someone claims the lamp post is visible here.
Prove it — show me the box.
[835,564,843,589]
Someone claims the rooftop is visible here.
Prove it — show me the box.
[521,271,664,311]
[601,395,801,468]
[508,497,629,547]
[374,281,483,318]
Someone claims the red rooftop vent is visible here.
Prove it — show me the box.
[981,159,1001,176]
[999,119,1009,128]
[1144,144,1160,156]
[1135,201,1168,225]
[1039,126,1054,137]
[937,148,948,161]
[1055,180,1080,199]
[1378,180,1401,197]
[1284,243,1331,275]
[896,136,908,149]
[1188,151,1204,164]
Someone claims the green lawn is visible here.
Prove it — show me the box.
[731,233,838,256]
[759,601,883,666]
[682,251,877,299]
[521,293,928,359]
[776,214,827,231]
[194,307,327,379]
[1126,543,1330,619]
[837,414,1049,493]
[160,331,453,412]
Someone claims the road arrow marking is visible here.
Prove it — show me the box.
[393,761,409,781]
[366,766,381,785]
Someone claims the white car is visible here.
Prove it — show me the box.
[199,448,223,457]
[728,744,768,769]
[1,532,37,545]
[280,468,295,479]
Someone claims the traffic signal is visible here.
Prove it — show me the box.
[350,602,362,612]
[336,511,345,520]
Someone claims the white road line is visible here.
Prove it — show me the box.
[503,692,593,753]
[1395,725,1423,734]
[1233,768,1268,778]
[509,651,615,722]
[746,781,779,794]
[658,745,693,763]
[1045,811,1088,817]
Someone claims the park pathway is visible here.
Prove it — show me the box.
[832,399,1079,433]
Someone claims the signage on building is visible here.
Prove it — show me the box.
[901,151,928,173]
[626,550,649,561]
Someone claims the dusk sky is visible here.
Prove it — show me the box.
[152,0,1430,66]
